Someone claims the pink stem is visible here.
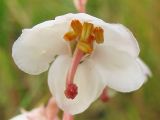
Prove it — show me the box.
[66,48,84,86]
[62,113,74,120]
[78,0,86,13]
[46,98,59,120]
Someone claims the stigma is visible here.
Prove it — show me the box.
[63,20,104,99]
[65,83,78,99]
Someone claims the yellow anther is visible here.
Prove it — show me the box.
[64,31,77,41]
[93,27,104,44]
[80,22,94,41]
[71,20,82,34]
[63,20,104,55]
[87,34,95,44]
[77,41,93,54]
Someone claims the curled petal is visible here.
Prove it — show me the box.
[136,58,152,82]
[92,46,145,92]
[48,55,105,115]
[12,20,69,75]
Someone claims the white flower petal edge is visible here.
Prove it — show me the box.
[48,55,105,115]
[91,46,145,92]
[10,114,28,120]
[12,20,69,75]
[137,58,152,82]
[55,13,104,24]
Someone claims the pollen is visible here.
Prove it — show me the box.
[77,41,93,54]
[80,22,94,41]
[63,20,104,54]
[65,83,78,99]
[64,20,82,41]
[64,31,77,41]
[71,20,82,34]
[93,27,104,44]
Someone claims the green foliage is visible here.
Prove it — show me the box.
[0,0,160,119]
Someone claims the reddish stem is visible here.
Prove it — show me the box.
[62,113,74,120]
[78,0,86,13]
[46,98,59,120]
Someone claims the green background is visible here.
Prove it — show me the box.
[0,0,160,119]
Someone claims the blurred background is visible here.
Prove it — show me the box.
[0,0,160,119]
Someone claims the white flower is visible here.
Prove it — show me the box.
[12,13,151,115]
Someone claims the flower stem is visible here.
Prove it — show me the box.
[62,113,74,120]
[79,0,86,13]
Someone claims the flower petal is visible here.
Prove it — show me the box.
[101,23,140,57]
[92,46,145,92]
[55,13,104,23]
[12,20,69,75]
[136,58,152,82]
[48,55,105,115]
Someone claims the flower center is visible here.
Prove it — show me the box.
[63,20,104,99]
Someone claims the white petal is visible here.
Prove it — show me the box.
[101,23,140,57]
[92,46,145,92]
[55,13,104,23]
[136,58,152,82]
[48,55,105,115]
[12,20,69,75]
[10,114,28,120]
